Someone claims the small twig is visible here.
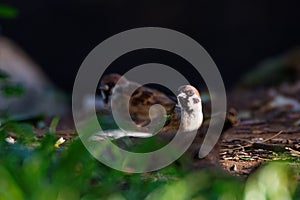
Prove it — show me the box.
[261,130,284,143]
[232,130,284,151]
[285,147,300,155]
[231,143,252,151]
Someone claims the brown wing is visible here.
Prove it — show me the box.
[98,74,177,128]
[129,85,176,125]
[125,84,176,126]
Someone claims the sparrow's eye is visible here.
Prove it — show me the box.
[186,90,193,96]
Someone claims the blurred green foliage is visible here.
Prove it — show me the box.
[0,3,18,19]
[244,162,296,200]
[0,118,299,199]
[0,70,24,97]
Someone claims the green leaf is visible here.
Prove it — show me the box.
[244,162,294,200]
[0,166,25,200]
[49,116,60,134]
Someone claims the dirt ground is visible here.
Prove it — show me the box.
[220,83,300,177]
[49,82,300,178]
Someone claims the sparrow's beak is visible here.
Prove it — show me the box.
[177,96,187,107]
[177,93,187,103]
[177,93,190,111]
[178,96,186,106]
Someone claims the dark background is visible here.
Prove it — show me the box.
[1,0,300,92]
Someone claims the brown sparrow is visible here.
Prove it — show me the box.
[91,84,203,140]
[174,85,203,131]
[97,73,176,126]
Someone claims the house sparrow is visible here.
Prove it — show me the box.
[96,73,176,126]
[91,83,225,168]
[175,85,203,131]
[91,84,203,140]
